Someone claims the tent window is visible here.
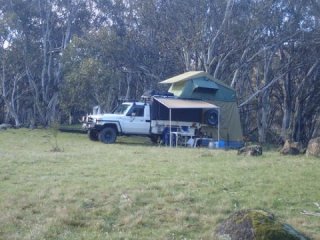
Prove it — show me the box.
[193,87,217,94]
[192,79,219,94]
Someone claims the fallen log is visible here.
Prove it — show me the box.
[301,210,320,217]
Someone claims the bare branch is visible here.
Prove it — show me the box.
[206,0,234,71]
[239,73,287,107]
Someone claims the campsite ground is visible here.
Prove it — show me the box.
[0,128,319,239]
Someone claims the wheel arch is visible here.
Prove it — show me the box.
[102,122,121,134]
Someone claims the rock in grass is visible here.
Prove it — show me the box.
[237,145,262,156]
[306,137,320,157]
[215,209,310,240]
[280,140,301,155]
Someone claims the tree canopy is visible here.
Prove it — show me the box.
[1,0,320,145]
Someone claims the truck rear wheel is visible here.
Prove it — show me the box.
[88,129,99,141]
[99,127,117,144]
[150,135,160,144]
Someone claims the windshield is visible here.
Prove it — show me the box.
[113,103,131,114]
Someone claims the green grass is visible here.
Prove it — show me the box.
[0,129,319,240]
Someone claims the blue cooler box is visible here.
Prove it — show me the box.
[215,140,225,148]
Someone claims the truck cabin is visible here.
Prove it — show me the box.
[112,102,148,118]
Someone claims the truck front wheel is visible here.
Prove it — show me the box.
[99,127,117,144]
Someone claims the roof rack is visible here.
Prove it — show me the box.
[141,90,174,100]
[118,96,138,103]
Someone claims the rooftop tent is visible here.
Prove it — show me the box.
[160,71,243,148]
[160,71,236,102]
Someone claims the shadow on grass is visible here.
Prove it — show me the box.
[117,136,155,146]
[59,125,87,134]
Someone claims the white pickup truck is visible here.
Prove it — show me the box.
[83,97,219,144]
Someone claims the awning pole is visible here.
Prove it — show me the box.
[169,108,172,147]
[218,108,220,142]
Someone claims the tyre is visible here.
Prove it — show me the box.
[150,134,160,144]
[205,109,219,126]
[98,127,117,144]
[88,129,99,141]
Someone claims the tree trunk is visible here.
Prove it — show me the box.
[204,0,233,73]
[257,49,274,143]
[1,57,21,126]
[281,71,292,140]
[125,72,132,100]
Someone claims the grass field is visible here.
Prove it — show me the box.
[0,128,319,240]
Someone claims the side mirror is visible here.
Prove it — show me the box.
[131,112,136,117]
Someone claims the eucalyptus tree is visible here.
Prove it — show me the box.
[32,0,92,125]
[0,0,92,126]
[0,0,37,126]
[235,0,320,144]
[61,0,182,114]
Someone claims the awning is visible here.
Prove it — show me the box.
[153,97,220,147]
[154,97,218,109]
[192,79,219,90]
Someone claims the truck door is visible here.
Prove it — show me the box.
[121,105,150,134]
